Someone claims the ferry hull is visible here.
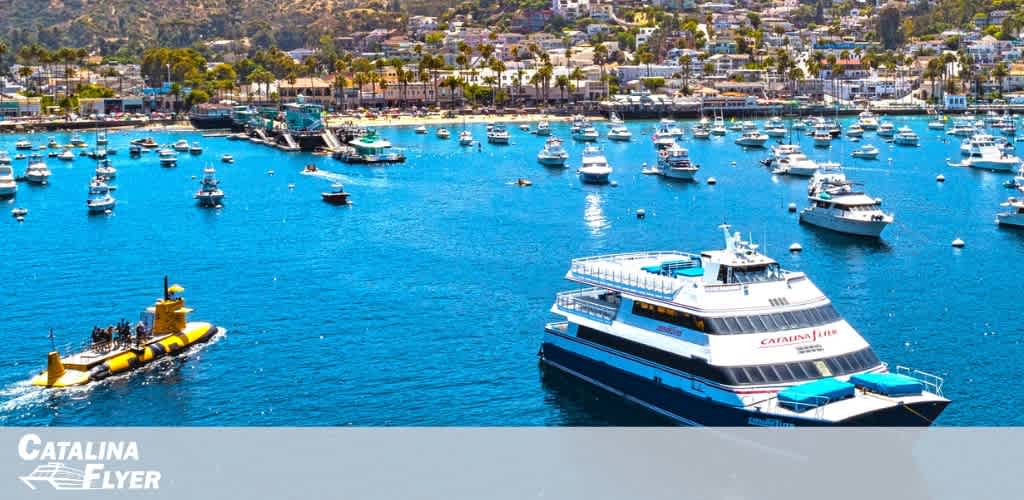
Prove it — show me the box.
[539,342,945,427]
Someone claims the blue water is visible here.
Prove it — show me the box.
[0,117,1020,426]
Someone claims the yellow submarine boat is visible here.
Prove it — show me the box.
[32,277,222,388]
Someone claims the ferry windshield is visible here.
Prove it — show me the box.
[720,263,783,284]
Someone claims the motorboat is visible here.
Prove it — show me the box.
[414,124,427,134]
[86,178,116,214]
[158,148,178,167]
[578,146,612,184]
[95,159,117,179]
[189,142,203,154]
[607,126,632,141]
[540,225,949,426]
[657,143,699,181]
[851,144,880,160]
[487,124,511,144]
[173,139,190,152]
[321,183,351,205]
[131,137,159,148]
[655,119,684,138]
[519,123,531,132]
[997,195,1024,227]
[535,121,551,136]
[778,153,822,177]
[764,123,787,138]
[846,123,865,138]
[572,125,600,142]
[129,145,142,156]
[221,154,234,163]
[876,122,896,138]
[813,130,832,148]
[15,139,32,150]
[537,137,569,167]
[857,110,880,130]
[800,167,893,237]
[14,153,26,160]
[653,134,676,150]
[710,117,727,135]
[928,118,946,130]
[727,120,744,131]
[436,128,450,139]
[334,131,406,164]
[608,112,624,127]
[946,119,977,137]
[459,130,474,146]
[58,149,75,161]
[47,137,59,148]
[952,143,1022,171]
[0,151,9,165]
[24,155,51,184]
[735,130,769,148]
[692,125,711,139]
[0,164,17,197]
[893,126,919,146]
[960,134,1002,156]
[70,135,87,147]
[195,166,224,207]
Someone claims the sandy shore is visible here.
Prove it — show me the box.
[326,113,603,129]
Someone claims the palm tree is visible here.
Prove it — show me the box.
[570,67,585,102]
[442,75,462,109]
[993,62,1009,97]
[537,63,553,105]
[352,72,368,108]
[483,75,498,107]
[489,58,506,107]
[556,75,570,104]
[594,44,609,99]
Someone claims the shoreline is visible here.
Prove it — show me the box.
[326,113,596,129]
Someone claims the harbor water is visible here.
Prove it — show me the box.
[0,117,1021,426]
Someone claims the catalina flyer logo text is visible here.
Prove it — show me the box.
[17,434,161,491]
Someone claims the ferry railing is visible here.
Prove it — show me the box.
[555,289,619,324]
[743,394,828,421]
[569,252,692,300]
[895,365,945,397]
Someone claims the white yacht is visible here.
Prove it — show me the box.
[799,167,893,237]
[657,143,699,181]
[95,159,117,179]
[58,149,75,161]
[158,148,178,167]
[24,155,51,184]
[572,125,600,142]
[954,143,1021,171]
[857,110,880,130]
[764,123,787,138]
[86,178,115,214]
[436,128,450,139]
[851,144,880,160]
[813,130,832,148]
[927,117,946,130]
[578,146,612,184]
[960,134,1001,156]
[541,225,949,426]
[189,142,203,154]
[459,130,474,146]
[735,129,769,148]
[46,137,59,148]
[846,123,865,138]
[692,124,711,139]
[710,117,727,135]
[778,153,821,177]
[172,139,190,152]
[195,166,225,207]
[15,139,33,150]
[535,121,551,136]
[997,194,1024,227]
[876,122,896,138]
[414,124,427,134]
[487,124,511,144]
[653,133,676,150]
[893,126,919,146]
[0,164,16,197]
[608,112,624,127]
[947,119,977,137]
[537,137,569,167]
[655,119,684,138]
[607,126,632,141]
[70,135,87,147]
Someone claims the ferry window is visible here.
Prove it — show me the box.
[744,367,765,384]
[736,316,755,333]
[761,365,781,383]
[749,315,768,332]
[836,354,855,372]
[774,364,795,382]
[789,362,809,380]
[824,357,843,374]
[731,367,751,384]
[723,317,741,333]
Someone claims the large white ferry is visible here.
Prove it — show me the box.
[540,226,949,426]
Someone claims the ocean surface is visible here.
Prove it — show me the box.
[0,116,1020,426]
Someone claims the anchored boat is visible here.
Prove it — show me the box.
[31,278,223,388]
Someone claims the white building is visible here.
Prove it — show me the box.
[616,65,682,83]
[944,94,967,110]
[552,0,592,19]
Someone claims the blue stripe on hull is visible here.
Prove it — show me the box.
[539,342,945,427]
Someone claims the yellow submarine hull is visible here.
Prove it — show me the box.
[31,322,220,388]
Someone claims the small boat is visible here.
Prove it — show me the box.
[129,145,142,156]
[158,149,178,167]
[58,149,75,161]
[487,124,511,144]
[607,126,632,141]
[572,125,600,142]
[764,124,787,137]
[692,125,711,139]
[578,145,612,184]
[519,124,530,132]
[997,196,1024,227]
[928,118,946,130]
[24,155,51,184]
[47,151,58,158]
[516,178,532,187]
[95,159,117,179]
[0,164,17,198]
[535,121,551,136]
[195,166,224,207]
[655,119,684,138]
[658,143,699,181]
[70,135,87,147]
[846,123,865,138]
[653,134,676,150]
[14,153,26,160]
[414,125,427,134]
[851,144,880,159]
[189,142,203,154]
[608,112,624,127]
[47,137,59,148]
[132,137,159,148]
[436,128,450,139]
[11,207,28,217]
[877,122,896,138]
[304,165,318,173]
[813,131,832,148]
[321,183,351,205]
[857,110,880,130]
[800,167,893,237]
[173,139,190,152]
[735,130,769,148]
[893,126,919,146]
[86,178,116,213]
[459,130,474,146]
[15,139,32,150]
[221,154,234,163]
[537,137,569,167]
[710,117,727,135]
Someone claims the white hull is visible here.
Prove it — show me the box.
[765,128,786,137]
[197,193,225,206]
[997,213,1024,227]
[0,184,16,197]
[608,134,632,142]
[800,209,890,237]
[538,155,568,167]
[736,138,768,147]
[573,134,599,142]
[25,174,50,184]
[487,136,510,144]
[87,198,115,213]
[966,159,1018,171]
[662,168,697,181]
[579,172,610,184]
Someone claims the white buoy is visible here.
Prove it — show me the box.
[952,237,965,248]
[268,170,275,176]
[288,183,295,189]
[707,177,717,185]
[730,160,737,166]
[636,209,646,219]
[610,181,618,187]
[936,174,945,182]
[787,203,797,212]
[789,243,802,252]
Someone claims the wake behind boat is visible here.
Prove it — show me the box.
[539,225,948,426]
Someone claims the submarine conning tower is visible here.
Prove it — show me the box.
[150,276,192,335]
